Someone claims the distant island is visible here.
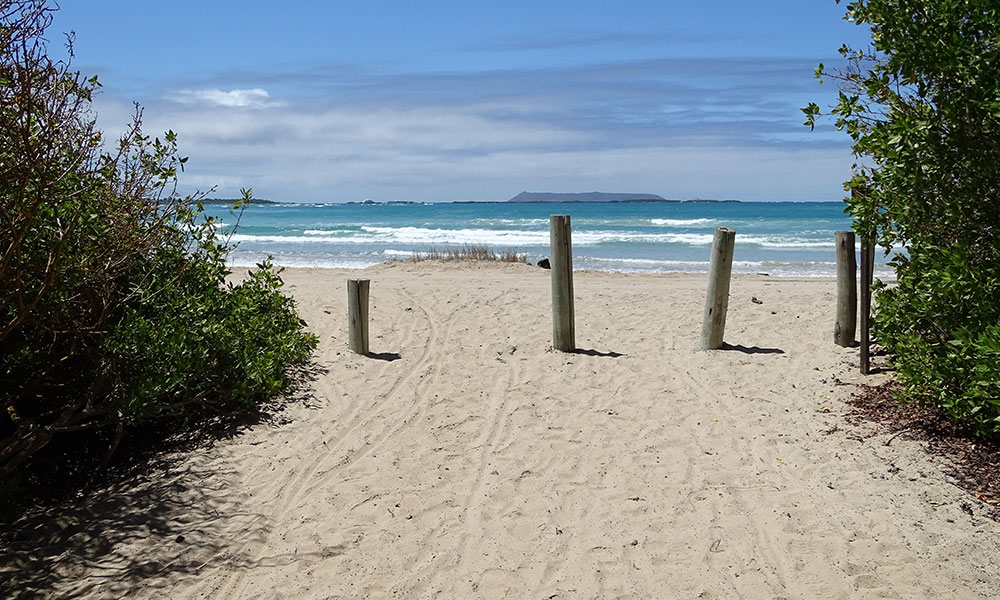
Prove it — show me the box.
[346,199,419,205]
[506,191,739,203]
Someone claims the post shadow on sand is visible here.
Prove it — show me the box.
[573,348,624,358]
[719,342,785,355]
[366,351,402,362]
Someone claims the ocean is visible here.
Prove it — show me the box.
[207,201,894,278]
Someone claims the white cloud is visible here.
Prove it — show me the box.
[90,56,855,202]
[171,88,281,108]
[116,98,850,202]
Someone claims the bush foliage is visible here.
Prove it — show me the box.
[806,0,1000,437]
[1,1,317,484]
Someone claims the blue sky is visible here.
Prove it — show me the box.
[50,1,871,203]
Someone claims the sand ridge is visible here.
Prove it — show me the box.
[5,261,1000,599]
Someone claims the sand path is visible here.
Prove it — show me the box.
[5,262,1000,599]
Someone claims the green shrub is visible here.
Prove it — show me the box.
[873,245,1000,437]
[0,1,317,484]
[107,248,316,421]
[807,0,1000,438]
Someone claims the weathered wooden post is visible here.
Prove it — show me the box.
[348,278,370,355]
[860,236,875,374]
[550,215,575,352]
[834,231,857,347]
[700,226,736,350]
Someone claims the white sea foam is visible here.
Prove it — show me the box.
[660,233,715,245]
[303,229,358,236]
[357,226,728,246]
[238,227,724,247]
[579,256,844,277]
[738,236,834,249]
[227,233,383,244]
[359,226,548,246]
[225,250,896,278]
[650,218,713,226]
[469,218,548,227]
[228,256,376,269]
[228,227,838,249]
[212,201,898,277]
[587,257,759,268]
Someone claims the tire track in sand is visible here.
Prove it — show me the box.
[406,323,529,595]
[202,287,447,599]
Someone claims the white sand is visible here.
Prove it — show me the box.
[11,261,1000,599]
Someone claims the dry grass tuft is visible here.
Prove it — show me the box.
[406,244,529,264]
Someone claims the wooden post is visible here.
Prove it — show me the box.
[550,215,575,352]
[860,236,874,374]
[700,226,736,350]
[348,278,370,355]
[834,231,857,347]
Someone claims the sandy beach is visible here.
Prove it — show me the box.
[6,261,1000,599]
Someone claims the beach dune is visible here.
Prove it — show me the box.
[9,262,1000,599]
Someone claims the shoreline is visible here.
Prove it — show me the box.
[210,200,896,279]
[230,259,897,281]
[6,261,977,599]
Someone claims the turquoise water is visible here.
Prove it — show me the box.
[207,201,894,277]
